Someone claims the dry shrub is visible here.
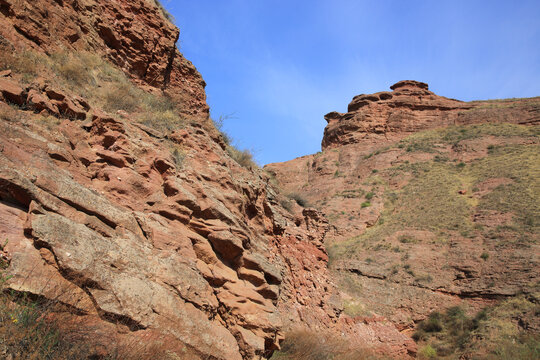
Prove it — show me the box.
[150,0,175,22]
[49,50,185,132]
[227,146,256,169]
[0,47,48,82]
[279,198,293,213]
[0,46,185,132]
[102,82,140,112]
[0,104,22,122]
[0,265,95,359]
[51,51,99,87]
[271,329,381,360]
[0,290,189,360]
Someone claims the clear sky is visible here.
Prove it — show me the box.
[164,0,540,165]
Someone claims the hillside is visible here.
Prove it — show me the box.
[266,81,539,358]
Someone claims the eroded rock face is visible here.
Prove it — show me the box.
[0,90,347,359]
[322,80,539,149]
[267,81,539,331]
[0,0,208,119]
[0,2,416,359]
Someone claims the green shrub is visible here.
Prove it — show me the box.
[480,251,489,261]
[423,312,443,333]
[361,201,371,208]
[418,344,437,359]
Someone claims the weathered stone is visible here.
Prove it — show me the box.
[27,89,59,115]
[0,78,25,105]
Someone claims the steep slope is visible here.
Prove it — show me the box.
[266,81,539,353]
[0,1,416,359]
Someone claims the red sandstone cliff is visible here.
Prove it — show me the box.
[0,1,416,359]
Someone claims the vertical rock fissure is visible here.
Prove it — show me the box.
[162,32,179,89]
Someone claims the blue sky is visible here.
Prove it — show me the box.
[164,0,540,165]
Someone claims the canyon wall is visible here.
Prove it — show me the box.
[0,1,416,358]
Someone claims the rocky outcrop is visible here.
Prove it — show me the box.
[0,0,207,119]
[0,2,416,359]
[322,80,539,149]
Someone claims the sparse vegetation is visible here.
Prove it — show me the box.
[227,146,256,169]
[0,49,47,83]
[171,147,185,169]
[343,300,371,317]
[0,104,22,122]
[212,115,258,169]
[0,257,181,359]
[333,123,539,260]
[336,188,364,198]
[279,198,293,213]
[149,0,175,22]
[5,47,260,170]
[418,344,437,359]
[1,47,186,133]
[397,123,538,154]
[271,329,381,360]
[398,235,417,244]
[412,298,540,359]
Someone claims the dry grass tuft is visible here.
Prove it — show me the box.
[0,48,49,83]
[227,146,256,169]
[1,47,185,133]
[271,329,382,360]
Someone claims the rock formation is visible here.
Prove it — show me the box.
[0,0,207,118]
[322,80,538,150]
[0,0,416,359]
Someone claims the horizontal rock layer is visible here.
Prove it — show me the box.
[322,80,540,149]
